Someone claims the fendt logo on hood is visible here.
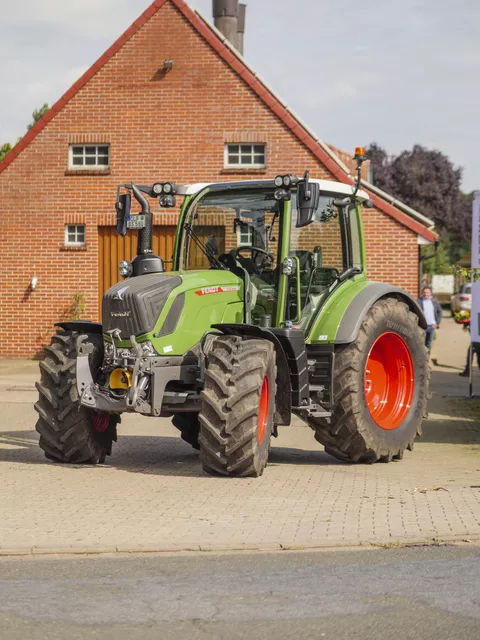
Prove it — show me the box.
[195,286,240,296]
[114,285,129,301]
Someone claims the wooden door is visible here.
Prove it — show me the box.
[98,226,176,308]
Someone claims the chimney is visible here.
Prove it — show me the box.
[213,0,246,54]
[237,4,246,55]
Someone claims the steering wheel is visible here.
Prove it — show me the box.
[232,246,274,266]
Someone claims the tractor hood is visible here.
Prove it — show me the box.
[102,274,182,338]
[102,271,244,347]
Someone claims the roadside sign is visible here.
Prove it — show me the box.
[471,192,480,343]
[472,191,480,269]
[471,280,480,343]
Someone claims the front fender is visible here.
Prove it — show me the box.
[55,321,103,335]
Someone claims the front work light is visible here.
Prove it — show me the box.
[160,194,176,208]
[152,182,163,195]
[282,256,296,276]
[119,260,133,278]
[274,188,291,201]
[274,175,284,187]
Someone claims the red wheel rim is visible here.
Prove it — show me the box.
[364,332,414,430]
[257,376,269,444]
[92,412,110,433]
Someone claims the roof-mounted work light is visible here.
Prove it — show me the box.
[152,182,177,197]
[274,174,299,189]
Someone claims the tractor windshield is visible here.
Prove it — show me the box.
[182,188,282,323]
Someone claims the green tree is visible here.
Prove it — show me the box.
[0,143,12,162]
[27,103,49,130]
[1,103,50,163]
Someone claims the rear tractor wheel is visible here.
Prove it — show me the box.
[198,335,276,477]
[311,297,429,463]
[34,330,118,464]
[172,413,200,450]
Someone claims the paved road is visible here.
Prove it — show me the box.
[1,316,480,553]
[1,545,480,639]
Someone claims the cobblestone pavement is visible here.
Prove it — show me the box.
[1,316,479,554]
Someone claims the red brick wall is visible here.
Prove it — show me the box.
[0,0,419,357]
[363,207,418,294]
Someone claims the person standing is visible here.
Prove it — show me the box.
[417,286,442,352]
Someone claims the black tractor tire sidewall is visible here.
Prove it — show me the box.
[199,335,276,477]
[35,330,117,463]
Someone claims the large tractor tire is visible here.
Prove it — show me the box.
[34,330,118,464]
[311,297,429,463]
[172,413,200,450]
[198,335,276,477]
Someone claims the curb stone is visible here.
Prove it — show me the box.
[1,534,480,558]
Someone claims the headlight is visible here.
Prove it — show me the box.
[141,341,157,356]
[152,182,163,195]
[104,342,114,357]
[274,175,283,187]
[119,260,133,278]
[283,175,291,187]
[162,182,172,194]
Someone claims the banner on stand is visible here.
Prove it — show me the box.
[470,192,480,343]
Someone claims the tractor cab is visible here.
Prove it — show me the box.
[174,173,370,331]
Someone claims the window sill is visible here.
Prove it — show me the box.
[60,244,88,251]
[220,168,267,175]
[64,169,111,176]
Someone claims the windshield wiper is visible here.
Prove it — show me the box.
[184,223,226,270]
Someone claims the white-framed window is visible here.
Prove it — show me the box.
[65,224,86,246]
[69,144,109,169]
[225,143,266,168]
[237,224,253,245]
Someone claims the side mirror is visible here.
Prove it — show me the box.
[115,193,131,236]
[296,178,320,228]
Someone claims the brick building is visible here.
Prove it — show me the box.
[0,0,436,358]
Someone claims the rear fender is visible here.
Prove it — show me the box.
[335,283,427,344]
[210,324,291,426]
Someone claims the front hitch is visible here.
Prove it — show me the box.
[76,335,128,413]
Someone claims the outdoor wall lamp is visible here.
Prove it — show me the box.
[163,60,174,72]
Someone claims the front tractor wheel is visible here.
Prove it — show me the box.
[34,330,118,464]
[198,335,276,477]
[312,297,429,463]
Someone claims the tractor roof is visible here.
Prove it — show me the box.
[181,179,370,201]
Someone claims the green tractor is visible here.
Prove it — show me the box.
[35,149,429,476]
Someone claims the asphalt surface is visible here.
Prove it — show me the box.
[1,545,480,639]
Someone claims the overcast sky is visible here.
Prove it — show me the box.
[1,0,478,191]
